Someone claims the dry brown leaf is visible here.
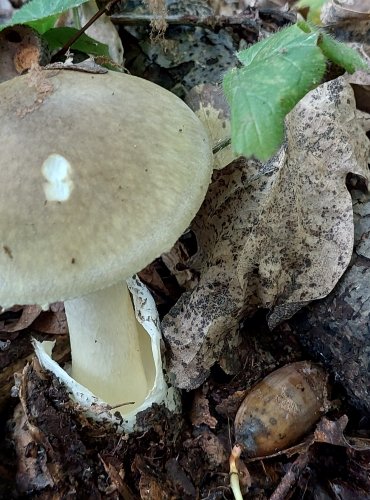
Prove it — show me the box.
[162,77,370,390]
[322,0,370,23]
[315,416,370,451]
[0,305,41,333]
[31,303,68,335]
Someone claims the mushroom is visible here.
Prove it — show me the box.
[0,68,212,427]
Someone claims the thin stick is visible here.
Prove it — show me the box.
[111,13,259,31]
[269,453,309,500]
[213,137,231,155]
[108,401,135,410]
[52,0,122,61]
[111,9,296,29]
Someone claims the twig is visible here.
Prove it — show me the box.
[111,9,296,29]
[229,444,244,500]
[269,453,309,500]
[108,401,135,410]
[52,0,122,61]
[112,13,258,31]
[213,137,231,155]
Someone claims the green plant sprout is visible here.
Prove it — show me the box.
[223,21,369,162]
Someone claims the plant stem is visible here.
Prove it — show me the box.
[229,444,244,500]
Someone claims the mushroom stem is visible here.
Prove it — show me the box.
[64,282,152,413]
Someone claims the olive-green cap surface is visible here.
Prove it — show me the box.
[0,70,212,307]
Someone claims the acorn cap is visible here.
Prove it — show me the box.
[0,69,213,307]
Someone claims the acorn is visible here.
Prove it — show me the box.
[234,361,329,458]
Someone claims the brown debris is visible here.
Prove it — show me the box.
[133,455,172,500]
[215,389,247,419]
[32,303,68,335]
[99,454,136,500]
[11,359,111,496]
[197,430,228,469]
[165,458,196,498]
[0,305,41,333]
[269,453,309,500]
[190,386,218,429]
[13,403,55,493]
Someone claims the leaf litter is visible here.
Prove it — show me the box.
[162,76,370,390]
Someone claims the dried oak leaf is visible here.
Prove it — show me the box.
[162,77,370,390]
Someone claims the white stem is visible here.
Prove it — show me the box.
[64,282,152,413]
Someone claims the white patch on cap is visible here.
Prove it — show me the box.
[42,154,73,202]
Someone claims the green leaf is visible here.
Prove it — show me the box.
[296,0,328,25]
[0,0,90,32]
[223,24,326,161]
[42,27,110,56]
[27,14,60,34]
[318,31,369,74]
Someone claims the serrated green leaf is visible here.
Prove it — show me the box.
[0,0,90,32]
[318,32,369,74]
[42,27,110,56]
[223,25,326,161]
[236,24,318,67]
